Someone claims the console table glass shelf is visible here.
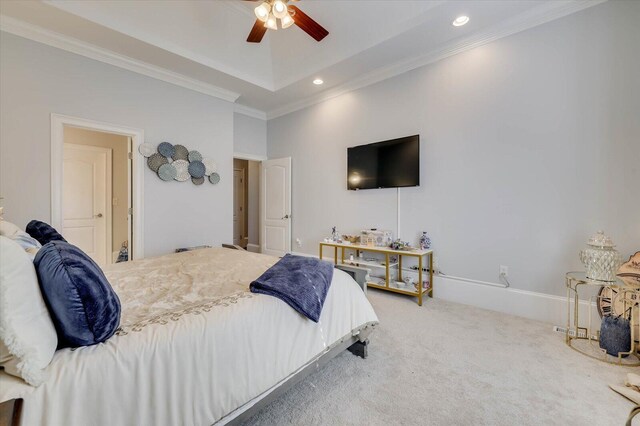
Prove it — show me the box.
[319,241,433,306]
[565,271,639,366]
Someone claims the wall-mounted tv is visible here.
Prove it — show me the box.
[347,135,420,190]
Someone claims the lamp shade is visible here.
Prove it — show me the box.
[272,0,288,19]
[264,14,278,30]
[281,13,294,29]
[254,2,271,22]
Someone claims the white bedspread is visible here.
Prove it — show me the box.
[0,249,378,425]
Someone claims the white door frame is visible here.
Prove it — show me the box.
[234,152,267,253]
[51,113,145,259]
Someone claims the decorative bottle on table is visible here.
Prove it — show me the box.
[331,226,341,243]
[419,232,431,250]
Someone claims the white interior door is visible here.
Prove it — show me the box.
[261,157,291,257]
[233,168,245,246]
[62,143,112,266]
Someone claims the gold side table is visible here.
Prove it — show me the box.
[565,271,640,366]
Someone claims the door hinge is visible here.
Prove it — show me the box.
[128,208,133,215]
[128,152,133,160]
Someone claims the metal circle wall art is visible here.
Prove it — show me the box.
[172,159,190,182]
[188,150,202,162]
[188,161,206,179]
[209,173,220,185]
[147,153,168,172]
[157,142,175,158]
[140,142,222,186]
[158,163,177,181]
[172,145,189,161]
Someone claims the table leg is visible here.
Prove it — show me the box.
[418,255,423,306]
[334,246,338,265]
[398,255,403,282]
[385,253,390,288]
[319,244,323,260]
[566,278,571,344]
[428,253,433,298]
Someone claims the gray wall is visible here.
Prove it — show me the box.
[268,1,640,296]
[0,33,234,257]
[234,113,267,157]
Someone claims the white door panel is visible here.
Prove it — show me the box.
[63,143,112,266]
[261,157,291,257]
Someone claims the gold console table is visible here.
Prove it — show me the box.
[319,241,433,306]
[565,271,639,366]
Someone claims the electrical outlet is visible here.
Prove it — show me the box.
[295,238,302,248]
[499,265,509,277]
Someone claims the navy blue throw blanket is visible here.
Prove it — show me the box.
[250,254,334,322]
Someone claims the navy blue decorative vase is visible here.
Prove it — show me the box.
[599,315,631,357]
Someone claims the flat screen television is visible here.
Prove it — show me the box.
[347,135,419,190]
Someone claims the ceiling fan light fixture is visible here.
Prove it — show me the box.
[313,78,323,85]
[452,16,470,27]
[281,13,294,29]
[264,13,278,30]
[254,2,271,22]
[272,0,288,19]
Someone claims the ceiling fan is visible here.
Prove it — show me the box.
[246,0,329,43]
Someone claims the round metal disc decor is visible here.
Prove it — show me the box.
[191,176,205,185]
[188,150,202,162]
[202,158,217,176]
[172,159,190,182]
[188,160,206,178]
[209,172,220,185]
[157,142,175,158]
[147,153,168,172]
[172,144,189,161]
[138,143,155,158]
[158,163,177,181]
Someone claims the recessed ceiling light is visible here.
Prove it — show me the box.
[313,78,324,85]
[452,16,469,27]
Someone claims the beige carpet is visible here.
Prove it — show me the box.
[246,289,637,426]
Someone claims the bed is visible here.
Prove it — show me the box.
[0,248,378,425]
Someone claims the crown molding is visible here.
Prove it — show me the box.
[234,103,267,120]
[0,15,241,103]
[265,0,607,119]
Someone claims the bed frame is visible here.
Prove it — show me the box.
[223,337,369,425]
[4,247,372,426]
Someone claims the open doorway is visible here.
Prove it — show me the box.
[62,126,131,266]
[233,158,260,252]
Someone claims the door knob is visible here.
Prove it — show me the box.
[282,214,290,219]
[95,213,103,218]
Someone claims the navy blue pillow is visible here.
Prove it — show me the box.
[26,220,67,245]
[34,241,121,348]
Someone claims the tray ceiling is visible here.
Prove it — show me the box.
[0,0,605,118]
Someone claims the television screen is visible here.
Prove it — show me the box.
[347,135,420,190]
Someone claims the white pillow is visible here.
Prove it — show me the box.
[0,236,57,386]
[0,220,42,259]
[0,220,22,238]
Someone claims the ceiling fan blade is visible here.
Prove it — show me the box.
[289,5,329,42]
[247,19,267,43]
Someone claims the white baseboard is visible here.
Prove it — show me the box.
[433,275,599,327]
[291,250,597,326]
[247,243,261,253]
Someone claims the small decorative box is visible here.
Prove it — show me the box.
[361,229,393,247]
